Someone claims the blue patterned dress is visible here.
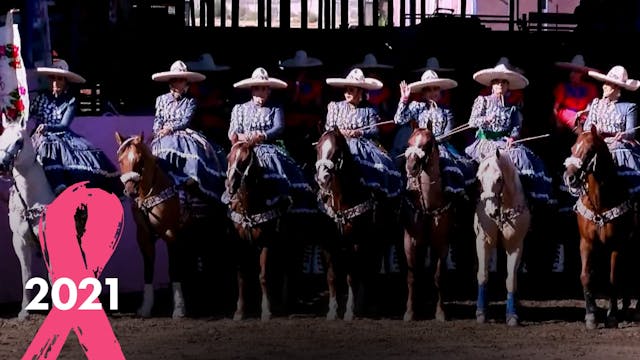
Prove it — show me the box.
[394,101,477,197]
[226,100,317,214]
[325,100,402,198]
[582,97,640,195]
[151,92,227,202]
[465,95,554,204]
[30,91,121,195]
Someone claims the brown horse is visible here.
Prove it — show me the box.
[315,128,381,321]
[563,126,635,329]
[115,132,188,319]
[402,127,453,321]
[226,140,286,321]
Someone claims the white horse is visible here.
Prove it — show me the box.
[0,119,55,320]
[474,147,530,326]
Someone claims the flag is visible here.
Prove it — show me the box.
[1,10,29,128]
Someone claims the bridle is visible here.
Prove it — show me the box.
[117,137,150,198]
[563,151,598,197]
[226,146,255,199]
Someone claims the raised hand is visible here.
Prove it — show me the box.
[399,81,411,103]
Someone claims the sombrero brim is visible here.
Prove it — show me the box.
[326,78,383,91]
[408,79,458,92]
[280,58,323,68]
[353,64,393,69]
[152,71,206,82]
[233,78,288,89]
[473,69,529,90]
[185,63,231,72]
[588,70,640,91]
[554,62,598,73]
[413,66,455,73]
[37,67,86,83]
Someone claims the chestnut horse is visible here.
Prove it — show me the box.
[115,132,200,319]
[315,128,382,321]
[563,127,635,329]
[402,127,453,321]
[225,140,287,321]
[475,147,531,326]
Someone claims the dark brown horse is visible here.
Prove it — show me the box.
[402,126,453,321]
[563,126,635,329]
[226,140,286,321]
[115,132,186,319]
[315,128,381,321]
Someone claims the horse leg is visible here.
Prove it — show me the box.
[13,232,33,321]
[403,231,417,322]
[504,235,523,327]
[344,271,355,321]
[135,220,156,318]
[167,240,186,319]
[432,229,449,322]
[606,250,620,328]
[325,249,338,321]
[234,237,249,321]
[259,246,272,321]
[475,227,494,324]
[580,238,596,329]
[344,244,358,322]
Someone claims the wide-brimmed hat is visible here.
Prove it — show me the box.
[233,67,288,89]
[413,57,454,73]
[352,53,393,69]
[555,54,598,73]
[473,57,529,90]
[279,50,323,68]
[588,65,640,91]
[408,70,457,92]
[152,60,206,82]
[326,68,383,91]
[185,53,230,72]
[36,59,86,83]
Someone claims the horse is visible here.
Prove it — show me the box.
[115,132,200,319]
[225,140,288,321]
[563,126,636,329]
[0,120,55,320]
[401,126,453,321]
[474,147,531,326]
[314,128,382,321]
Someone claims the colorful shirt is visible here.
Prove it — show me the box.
[229,100,284,141]
[583,98,638,139]
[325,100,380,138]
[468,95,521,139]
[394,101,453,136]
[153,92,196,134]
[30,91,77,132]
[554,82,598,112]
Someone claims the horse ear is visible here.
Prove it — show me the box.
[115,131,124,145]
[495,147,500,159]
[140,132,145,142]
[590,125,598,137]
[426,120,433,132]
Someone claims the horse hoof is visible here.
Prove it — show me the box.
[344,312,354,322]
[17,310,29,321]
[585,314,597,330]
[506,315,519,327]
[172,308,186,319]
[261,312,272,322]
[403,311,414,322]
[233,312,244,321]
[435,309,446,322]
[476,312,486,324]
[137,307,152,318]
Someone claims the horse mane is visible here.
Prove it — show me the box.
[118,135,155,163]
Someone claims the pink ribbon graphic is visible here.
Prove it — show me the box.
[22,182,125,359]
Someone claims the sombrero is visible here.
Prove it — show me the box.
[408,70,457,92]
[413,57,455,73]
[233,67,288,89]
[326,68,383,91]
[473,57,529,90]
[185,53,230,72]
[279,50,323,68]
[152,60,206,82]
[36,59,86,83]
[555,54,598,73]
[353,53,393,69]
[588,65,640,91]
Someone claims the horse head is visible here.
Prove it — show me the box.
[315,127,350,193]
[115,131,153,198]
[563,126,613,194]
[405,123,438,178]
[477,147,519,219]
[226,141,258,200]
[0,122,31,177]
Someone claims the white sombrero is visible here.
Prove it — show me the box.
[36,59,86,83]
[473,57,529,90]
[233,67,288,89]
[555,54,598,73]
[279,50,323,68]
[185,53,230,72]
[326,68,383,91]
[408,70,457,92]
[413,57,454,73]
[588,65,640,91]
[353,53,393,69]
[152,60,206,82]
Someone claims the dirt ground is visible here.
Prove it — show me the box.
[3,299,640,360]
